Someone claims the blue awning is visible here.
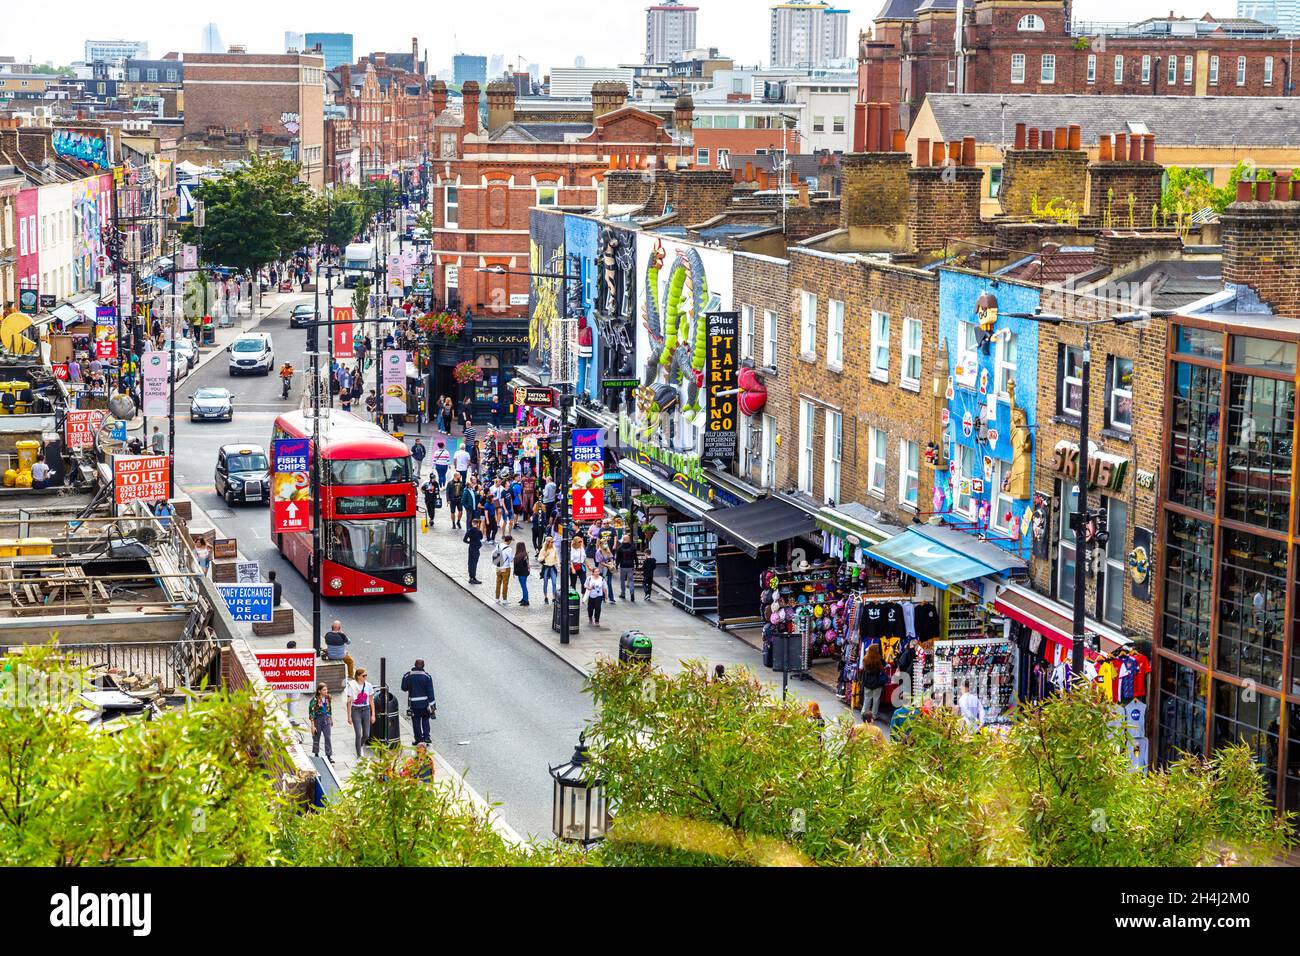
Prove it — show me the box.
[144,275,172,291]
[865,525,1024,591]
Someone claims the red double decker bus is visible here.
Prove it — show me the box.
[271,409,417,597]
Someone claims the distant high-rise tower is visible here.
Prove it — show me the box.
[305,32,354,70]
[200,23,224,54]
[646,0,698,64]
[284,31,306,52]
[453,54,487,88]
[574,55,587,69]
[769,1,848,69]
[1238,0,1299,34]
[489,54,505,78]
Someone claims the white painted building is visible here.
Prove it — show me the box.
[84,39,149,65]
[548,67,635,97]
[646,1,699,64]
[769,1,850,69]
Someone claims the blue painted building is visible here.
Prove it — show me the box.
[563,214,601,400]
[936,269,1042,558]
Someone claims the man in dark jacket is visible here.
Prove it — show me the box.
[460,474,480,518]
[615,533,639,603]
[400,659,436,744]
[463,518,484,584]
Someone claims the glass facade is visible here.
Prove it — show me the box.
[1157,324,1300,821]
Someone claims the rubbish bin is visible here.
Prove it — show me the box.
[551,588,581,635]
[370,687,401,745]
[618,630,652,666]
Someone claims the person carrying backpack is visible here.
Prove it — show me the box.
[492,534,514,605]
[421,476,442,527]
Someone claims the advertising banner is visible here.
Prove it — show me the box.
[332,307,354,358]
[217,584,274,623]
[570,428,604,463]
[253,649,316,692]
[113,455,169,505]
[94,324,117,360]
[272,438,312,534]
[65,409,106,449]
[181,244,198,270]
[382,350,407,413]
[703,310,738,464]
[140,350,170,416]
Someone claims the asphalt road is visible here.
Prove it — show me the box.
[172,297,590,838]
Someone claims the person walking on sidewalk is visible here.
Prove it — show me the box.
[463,518,484,584]
[541,477,557,520]
[641,551,657,601]
[452,442,471,485]
[308,682,333,762]
[583,566,606,627]
[513,540,532,606]
[569,535,587,587]
[400,659,436,745]
[432,440,451,486]
[615,533,638,603]
[492,534,514,605]
[324,619,355,678]
[345,668,376,758]
[530,502,546,552]
[595,539,617,606]
[410,437,426,478]
[447,473,465,529]
[538,536,559,603]
[859,644,886,724]
[421,475,442,527]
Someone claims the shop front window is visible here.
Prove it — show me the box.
[1102,496,1127,627]
[1168,362,1220,513]
[1057,479,1078,605]
[1217,528,1286,689]
[1158,658,1207,763]
[1161,512,1212,662]
[1213,679,1280,805]
[1224,373,1294,533]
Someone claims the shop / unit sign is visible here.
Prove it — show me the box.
[1047,440,1128,492]
[703,310,738,464]
[254,649,316,693]
[39,295,56,310]
[217,584,273,622]
[513,385,555,408]
[113,455,168,505]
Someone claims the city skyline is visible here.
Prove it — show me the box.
[6,0,1247,74]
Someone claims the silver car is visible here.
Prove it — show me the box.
[190,386,234,422]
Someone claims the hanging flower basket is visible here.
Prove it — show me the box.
[416,310,465,338]
[453,360,483,384]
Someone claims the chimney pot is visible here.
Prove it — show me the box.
[1113,132,1126,161]
[1292,178,1300,202]
[1142,133,1155,162]
[853,103,867,152]
[1276,170,1292,202]
[931,141,946,167]
[1068,124,1082,151]
[1098,134,1112,162]
[917,137,931,167]
[1256,179,1272,202]
[1014,122,1027,150]
[948,140,961,164]
[1129,135,1142,162]
[865,102,881,153]
[1055,126,1068,151]
[1027,128,1039,149]
[744,160,754,181]
[893,128,907,153]
[1042,129,1054,150]
[961,136,976,167]
[1236,180,1254,202]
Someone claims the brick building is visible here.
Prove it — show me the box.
[181,50,325,188]
[329,43,436,180]
[859,0,1295,127]
[323,107,359,186]
[0,166,21,313]
[427,81,689,317]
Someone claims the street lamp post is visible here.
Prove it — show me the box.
[1009,307,1168,684]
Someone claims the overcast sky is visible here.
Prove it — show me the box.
[9,0,1241,73]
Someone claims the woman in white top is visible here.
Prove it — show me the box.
[583,562,606,626]
[345,667,377,757]
[193,536,213,574]
[569,536,587,587]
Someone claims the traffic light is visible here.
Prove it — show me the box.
[307,314,318,353]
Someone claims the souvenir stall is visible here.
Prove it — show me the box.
[909,636,1018,725]
[668,520,717,615]
[703,495,818,625]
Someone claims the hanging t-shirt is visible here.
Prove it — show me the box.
[881,602,905,638]
[861,604,885,639]
[1122,699,1147,733]
[1116,655,1139,702]
[913,603,941,641]
[1130,653,1152,699]
[901,601,917,640]
[1095,661,1118,702]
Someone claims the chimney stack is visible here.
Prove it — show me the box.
[486,79,516,132]
[431,79,447,116]
[1222,175,1300,318]
[592,81,630,120]
[1087,132,1163,226]
[461,80,481,135]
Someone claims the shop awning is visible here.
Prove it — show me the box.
[865,524,1025,591]
[815,501,906,546]
[701,495,815,558]
[619,458,712,519]
[993,583,1131,654]
[143,275,172,292]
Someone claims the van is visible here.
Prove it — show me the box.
[227,333,274,376]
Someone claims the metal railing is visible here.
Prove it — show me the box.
[41,633,229,689]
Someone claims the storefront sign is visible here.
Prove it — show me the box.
[272,438,312,534]
[213,538,238,560]
[140,351,169,416]
[602,377,639,390]
[509,293,529,306]
[1029,491,1051,561]
[381,350,407,413]
[703,310,738,464]
[39,294,56,311]
[513,385,555,408]
[96,306,116,323]
[332,307,354,358]
[236,561,261,584]
[65,409,106,450]
[218,584,274,623]
[1135,469,1156,490]
[570,428,604,463]
[253,649,316,692]
[18,289,38,315]
[113,455,169,506]
[1129,526,1152,602]
[1047,440,1128,492]
[470,331,529,346]
[573,486,604,521]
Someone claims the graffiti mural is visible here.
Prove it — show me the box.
[52,129,110,170]
[528,208,566,371]
[595,224,637,412]
[280,112,301,136]
[634,236,732,453]
[564,215,600,399]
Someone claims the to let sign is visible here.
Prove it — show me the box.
[703,311,738,464]
[217,583,274,622]
[254,650,317,693]
[113,455,169,505]
[65,409,106,450]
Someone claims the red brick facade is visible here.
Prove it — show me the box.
[330,54,438,178]
[860,1,1294,125]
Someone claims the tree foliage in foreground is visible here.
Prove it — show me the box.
[584,660,1293,867]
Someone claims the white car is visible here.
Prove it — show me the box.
[228,333,274,376]
[164,336,199,369]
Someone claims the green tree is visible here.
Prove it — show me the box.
[317,185,367,253]
[1161,167,1219,235]
[361,178,400,223]
[353,276,371,323]
[0,645,286,865]
[584,660,1292,867]
[182,154,321,274]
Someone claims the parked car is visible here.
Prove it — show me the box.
[227,333,274,376]
[290,303,314,329]
[190,387,234,422]
[165,336,199,369]
[214,444,270,505]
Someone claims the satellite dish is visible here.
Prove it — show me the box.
[0,312,36,355]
